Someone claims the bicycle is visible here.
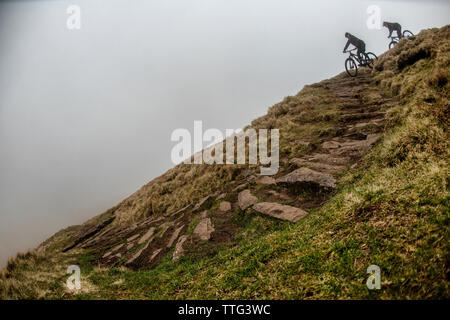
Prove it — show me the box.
[388,30,414,49]
[344,48,378,77]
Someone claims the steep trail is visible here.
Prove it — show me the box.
[60,68,401,270]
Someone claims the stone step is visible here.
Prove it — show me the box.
[252,202,309,223]
[322,134,381,156]
[301,153,350,166]
[289,159,345,174]
[276,167,336,189]
[339,111,385,122]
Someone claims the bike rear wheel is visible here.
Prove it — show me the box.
[403,30,414,39]
[345,57,358,77]
[389,40,398,49]
[365,52,378,69]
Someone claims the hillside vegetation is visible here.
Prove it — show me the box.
[0,26,449,299]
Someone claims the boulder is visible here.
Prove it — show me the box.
[276,167,336,189]
[252,202,309,223]
[218,201,232,212]
[238,190,258,210]
[193,218,215,241]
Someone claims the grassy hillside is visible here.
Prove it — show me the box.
[0,26,448,300]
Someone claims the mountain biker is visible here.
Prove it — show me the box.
[383,21,402,39]
[343,33,366,65]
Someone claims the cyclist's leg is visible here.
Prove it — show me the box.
[358,44,366,65]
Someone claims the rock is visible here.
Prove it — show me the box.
[276,167,336,189]
[193,195,213,212]
[138,227,156,245]
[255,176,276,186]
[322,140,341,149]
[193,218,215,241]
[266,190,293,201]
[290,159,345,174]
[238,190,258,210]
[164,204,191,217]
[149,248,162,263]
[218,201,232,212]
[158,222,174,238]
[173,235,189,261]
[322,134,380,156]
[126,243,134,250]
[62,215,115,253]
[126,239,152,265]
[233,183,247,192]
[200,210,209,219]
[127,234,140,242]
[216,193,227,200]
[304,153,349,166]
[112,243,124,252]
[167,225,184,248]
[252,202,309,223]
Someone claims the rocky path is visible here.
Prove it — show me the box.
[64,69,399,269]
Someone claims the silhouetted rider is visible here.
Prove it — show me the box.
[383,22,402,39]
[343,33,366,63]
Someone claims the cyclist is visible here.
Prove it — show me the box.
[343,33,366,65]
[383,21,402,39]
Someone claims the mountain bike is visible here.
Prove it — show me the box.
[344,48,378,77]
[389,30,414,49]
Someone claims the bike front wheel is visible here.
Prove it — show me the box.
[365,52,378,69]
[345,57,358,77]
[389,40,398,49]
[403,30,414,39]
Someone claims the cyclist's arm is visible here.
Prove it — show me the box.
[343,40,350,53]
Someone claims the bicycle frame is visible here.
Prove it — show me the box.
[344,48,362,64]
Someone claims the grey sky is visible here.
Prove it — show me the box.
[0,0,448,267]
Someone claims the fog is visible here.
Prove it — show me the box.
[0,0,448,267]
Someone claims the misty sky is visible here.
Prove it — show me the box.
[0,0,448,267]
